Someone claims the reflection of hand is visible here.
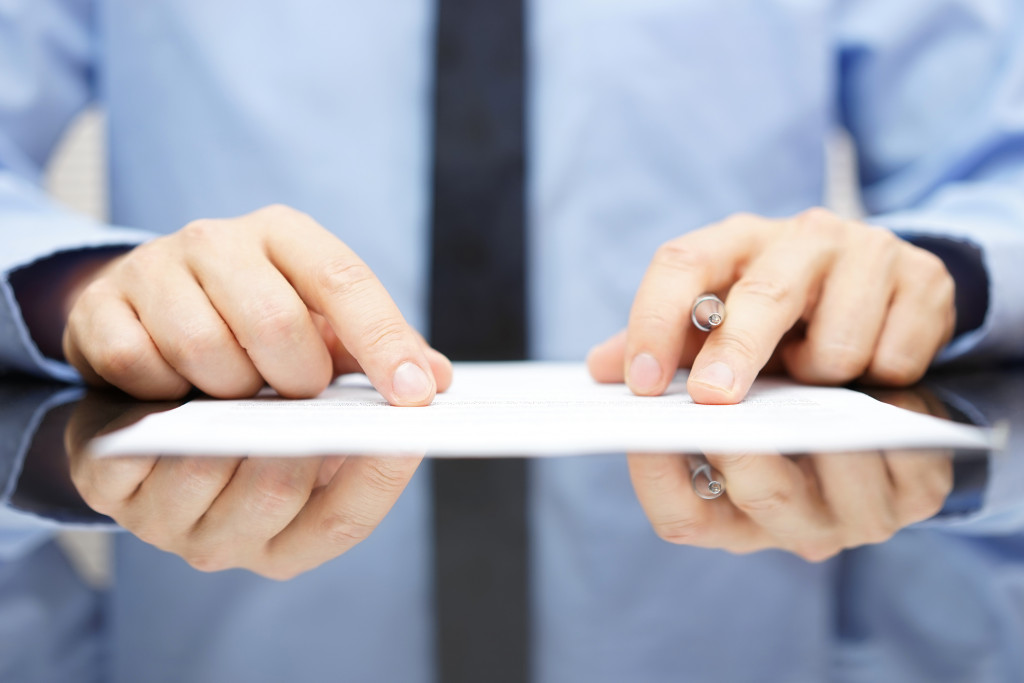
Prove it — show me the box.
[628,450,953,562]
[587,209,955,404]
[63,204,452,402]
[68,393,420,579]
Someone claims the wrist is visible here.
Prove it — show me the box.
[9,247,128,361]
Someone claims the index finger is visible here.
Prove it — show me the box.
[687,220,838,404]
[264,454,423,580]
[627,453,767,553]
[623,215,763,397]
[261,208,438,407]
[706,452,837,561]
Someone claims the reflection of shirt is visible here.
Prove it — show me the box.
[5,382,1024,683]
[1,1,1024,681]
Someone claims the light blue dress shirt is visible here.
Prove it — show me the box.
[2,1,1024,681]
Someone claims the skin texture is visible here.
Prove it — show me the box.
[587,209,959,559]
[66,390,423,580]
[586,208,956,402]
[58,205,959,572]
[56,205,455,577]
[626,449,953,562]
[62,204,453,403]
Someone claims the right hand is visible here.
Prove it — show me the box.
[63,204,452,401]
[628,448,952,562]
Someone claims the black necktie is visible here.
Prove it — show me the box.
[429,0,528,681]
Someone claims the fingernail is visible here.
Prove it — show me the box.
[690,361,735,393]
[628,353,663,394]
[392,362,433,404]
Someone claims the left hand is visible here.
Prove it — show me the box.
[67,392,421,580]
[628,449,954,562]
[587,209,956,404]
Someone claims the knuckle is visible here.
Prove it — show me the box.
[928,264,956,298]
[167,324,225,364]
[795,207,839,229]
[906,247,955,290]
[855,516,899,546]
[67,464,93,498]
[180,218,223,247]
[248,301,308,347]
[316,257,376,300]
[259,203,295,218]
[72,460,141,511]
[318,512,375,549]
[710,327,762,364]
[733,485,794,515]
[630,308,679,335]
[856,227,901,265]
[724,211,760,226]
[652,240,706,275]
[863,526,897,546]
[714,212,765,235]
[653,516,705,544]
[813,344,871,383]
[69,282,104,313]
[258,203,313,224]
[362,317,410,354]
[928,464,956,499]
[173,458,228,496]
[258,565,301,582]
[863,225,898,249]
[901,488,947,524]
[75,485,112,515]
[908,246,947,275]
[119,243,161,279]
[93,338,151,380]
[635,455,686,484]
[184,551,233,574]
[731,277,792,306]
[795,540,843,563]
[938,272,956,303]
[871,354,926,386]
[361,459,417,495]
[246,466,309,515]
[125,518,168,548]
[707,453,756,472]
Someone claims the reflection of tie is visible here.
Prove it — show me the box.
[428,0,528,681]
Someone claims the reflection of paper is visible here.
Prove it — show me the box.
[89,362,994,457]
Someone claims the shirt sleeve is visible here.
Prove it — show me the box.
[837,0,1024,363]
[0,0,154,383]
[915,377,1024,536]
[0,383,115,562]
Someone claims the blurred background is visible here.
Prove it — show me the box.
[44,109,867,226]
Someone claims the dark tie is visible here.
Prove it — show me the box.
[429,0,528,681]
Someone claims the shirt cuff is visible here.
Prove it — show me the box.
[915,382,1024,536]
[0,384,98,561]
[0,209,155,382]
[872,210,1024,364]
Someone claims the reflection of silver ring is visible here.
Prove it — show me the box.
[691,294,725,332]
[688,455,726,500]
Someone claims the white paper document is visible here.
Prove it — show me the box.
[89,362,995,457]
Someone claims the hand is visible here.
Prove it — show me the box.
[67,391,421,580]
[587,209,956,404]
[63,204,452,402]
[628,449,953,562]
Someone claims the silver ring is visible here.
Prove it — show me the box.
[691,294,725,332]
